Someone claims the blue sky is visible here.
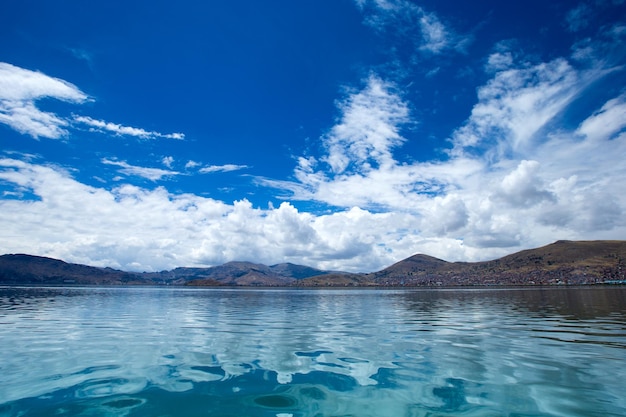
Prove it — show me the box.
[1,0,625,272]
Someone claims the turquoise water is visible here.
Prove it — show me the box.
[0,287,625,417]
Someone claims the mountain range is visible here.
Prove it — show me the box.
[0,240,624,287]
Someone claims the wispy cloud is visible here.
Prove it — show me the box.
[355,0,469,55]
[74,116,184,140]
[576,92,626,141]
[451,58,588,157]
[102,158,180,181]
[485,51,514,73]
[265,74,486,210]
[67,47,96,70]
[0,62,89,139]
[323,75,410,174]
[565,3,592,32]
[418,11,452,54]
[199,164,249,174]
[263,34,626,252]
[0,62,185,141]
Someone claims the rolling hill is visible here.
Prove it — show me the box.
[0,254,142,285]
[304,240,626,287]
[141,261,333,286]
[296,240,626,286]
[0,240,624,287]
[0,255,334,286]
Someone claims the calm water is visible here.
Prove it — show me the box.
[0,287,625,417]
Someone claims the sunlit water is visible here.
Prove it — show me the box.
[1,286,625,417]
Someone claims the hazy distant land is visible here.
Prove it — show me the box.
[1,240,624,287]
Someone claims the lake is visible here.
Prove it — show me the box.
[0,286,625,417]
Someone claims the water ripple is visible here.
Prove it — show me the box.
[1,286,625,416]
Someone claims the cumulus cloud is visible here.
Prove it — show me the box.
[495,160,555,207]
[0,62,185,141]
[0,157,449,272]
[422,194,469,235]
[0,62,89,138]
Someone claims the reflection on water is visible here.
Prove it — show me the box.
[0,286,625,416]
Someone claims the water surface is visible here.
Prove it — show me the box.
[1,286,625,416]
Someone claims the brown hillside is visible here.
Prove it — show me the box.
[368,254,449,286]
[2,240,624,287]
[0,254,141,285]
[364,240,626,286]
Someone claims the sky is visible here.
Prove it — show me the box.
[1,0,625,273]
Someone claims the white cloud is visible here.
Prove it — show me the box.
[0,62,88,139]
[576,92,626,141]
[11,44,611,273]
[185,160,201,169]
[485,51,514,73]
[1,20,626,274]
[418,12,450,54]
[266,75,486,211]
[0,63,87,103]
[263,47,626,260]
[422,194,469,235]
[162,156,174,168]
[74,116,184,140]
[199,164,249,174]
[102,158,180,181]
[2,78,626,275]
[495,160,555,207]
[0,62,185,141]
[323,75,410,174]
[0,157,447,272]
[451,58,592,157]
